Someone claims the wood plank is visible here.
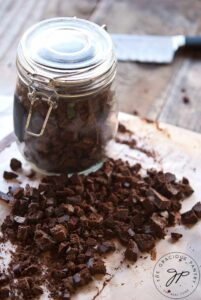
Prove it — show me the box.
[90,0,201,132]
[158,52,201,132]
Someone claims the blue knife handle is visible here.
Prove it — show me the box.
[185,36,201,47]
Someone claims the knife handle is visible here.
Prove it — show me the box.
[185,36,201,48]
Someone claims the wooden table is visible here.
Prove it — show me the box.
[1,0,201,132]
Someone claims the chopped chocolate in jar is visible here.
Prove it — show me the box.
[14,18,117,174]
[14,84,117,174]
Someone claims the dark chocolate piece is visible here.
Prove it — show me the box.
[125,239,139,261]
[134,234,155,252]
[3,171,18,180]
[34,230,56,250]
[171,232,183,241]
[181,209,198,225]
[97,241,115,254]
[10,158,22,171]
[50,224,68,242]
[193,202,201,218]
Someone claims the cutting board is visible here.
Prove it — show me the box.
[0,113,201,300]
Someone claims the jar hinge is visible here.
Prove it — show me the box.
[25,88,58,137]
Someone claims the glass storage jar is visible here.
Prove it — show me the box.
[14,17,118,174]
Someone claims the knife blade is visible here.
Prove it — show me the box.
[111,34,201,64]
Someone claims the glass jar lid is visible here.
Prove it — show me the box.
[17,17,116,94]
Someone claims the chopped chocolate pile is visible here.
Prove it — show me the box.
[10,158,22,172]
[0,157,198,299]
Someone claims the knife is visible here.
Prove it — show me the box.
[111,34,201,64]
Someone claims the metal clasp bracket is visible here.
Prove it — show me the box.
[25,89,58,137]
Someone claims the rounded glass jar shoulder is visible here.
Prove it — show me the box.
[14,79,118,174]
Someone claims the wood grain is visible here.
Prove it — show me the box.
[0,0,201,132]
[90,0,201,132]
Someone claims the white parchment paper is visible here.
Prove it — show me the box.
[0,112,201,300]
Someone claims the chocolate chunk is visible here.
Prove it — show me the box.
[34,230,55,250]
[17,225,30,242]
[134,234,155,252]
[3,171,18,180]
[114,208,129,221]
[151,188,171,210]
[0,287,9,299]
[50,224,68,242]
[32,285,43,297]
[23,264,40,275]
[181,209,198,225]
[125,239,139,261]
[72,270,91,288]
[97,241,115,254]
[0,273,9,286]
[150,213,167,238]
[10,158,22,171]
[87,258,106,275]
[171,232,183,241]
[193,202,201,218]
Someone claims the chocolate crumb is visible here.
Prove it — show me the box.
[182,96,190,104]
[132,110,139,116]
